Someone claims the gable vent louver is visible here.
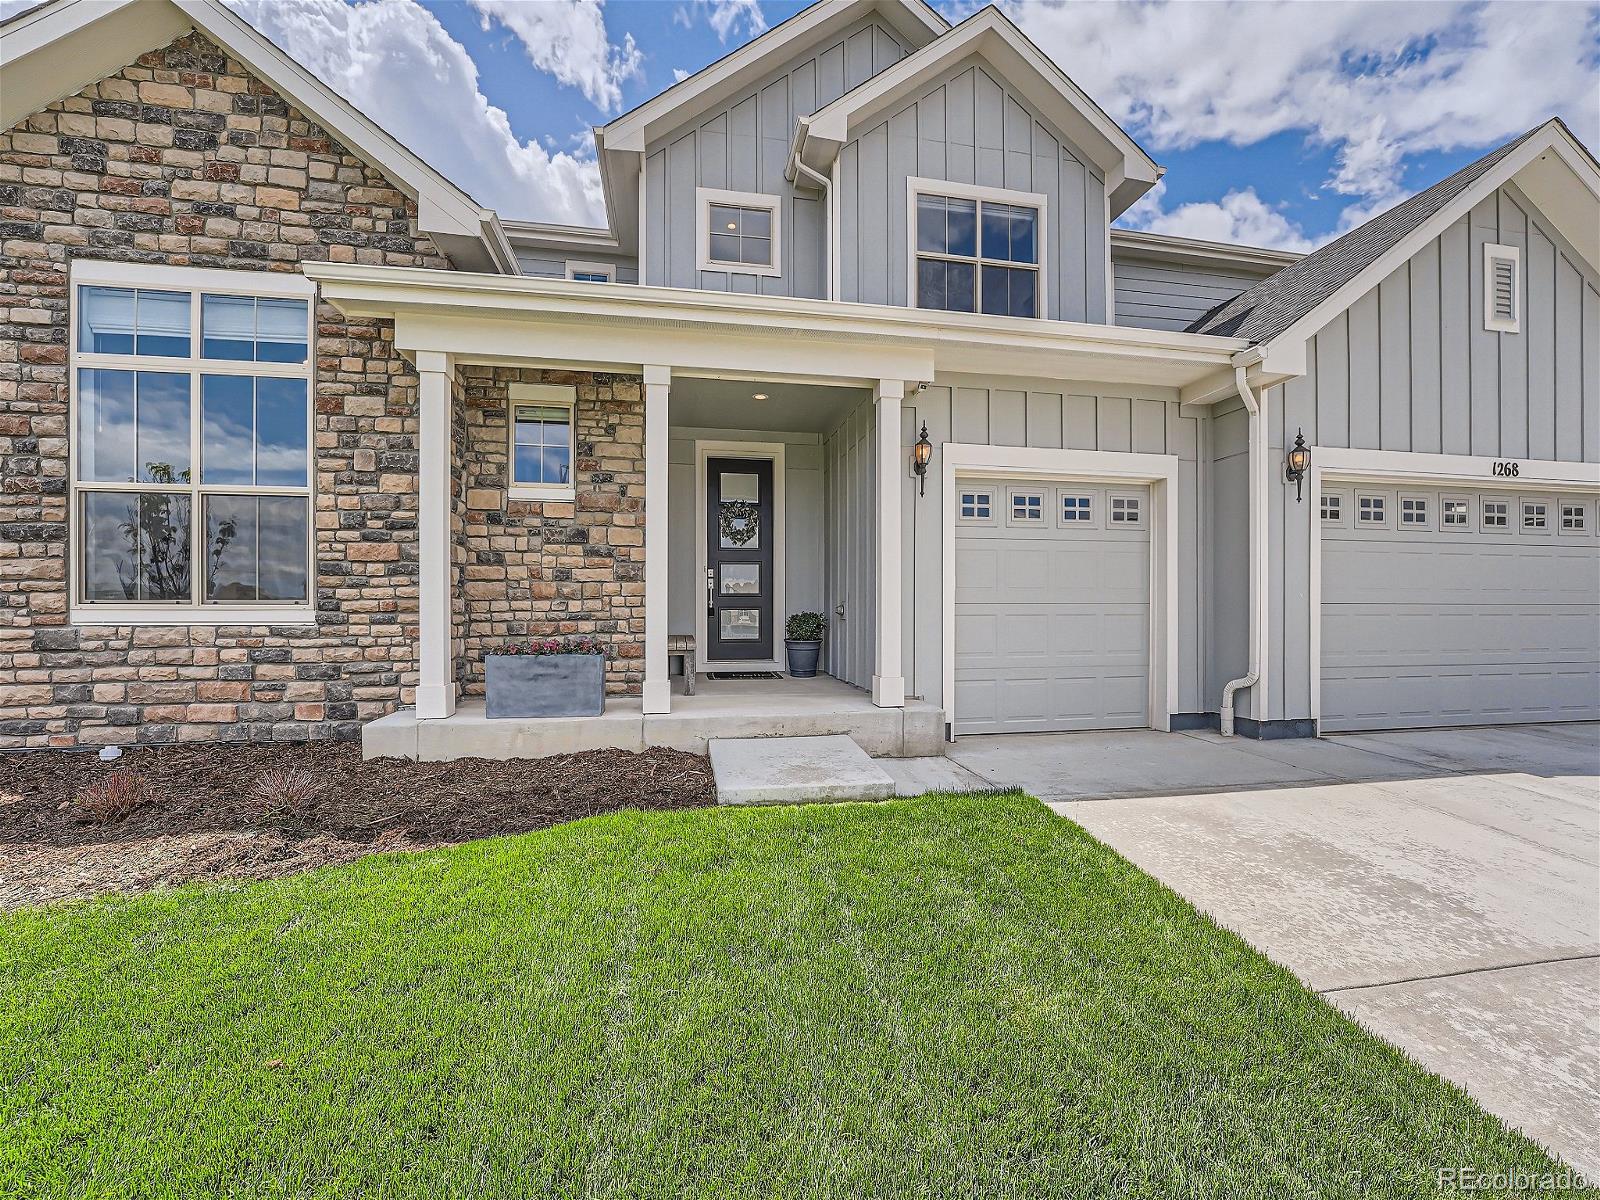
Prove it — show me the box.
[1484,243,1520,333]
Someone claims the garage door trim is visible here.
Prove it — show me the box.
[1310,446,1600,727]
[940,442,1180,736]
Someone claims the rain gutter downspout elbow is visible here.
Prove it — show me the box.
[1220,362,1265,736]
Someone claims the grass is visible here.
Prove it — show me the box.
[1,792,1583,1199]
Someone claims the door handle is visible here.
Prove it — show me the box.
[834,602,846,621]
[706,567,715,617]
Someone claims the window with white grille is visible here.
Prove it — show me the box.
[959,490,992,520]
[1442,497,1470,528]
[1522,500,1548,530]
[1320,492,1342,522]
[1108,495,1142,524]
[1010,491,1044,522]
[1357,494,1385,524]
[1059,494,1093,523]
[1482,499,1509,529]
[1484,243,1520,334]
[1561,503,1587,532]
[1399,495,1428,526]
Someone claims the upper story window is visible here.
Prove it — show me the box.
[71,262,314,620]
[697,187,780,278]
[565,260,615,283]
[910,178,1045,319]
[508,383,577,501]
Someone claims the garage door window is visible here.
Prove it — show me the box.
[958,490,993,522]
[1399,495,1429,527]
[1522,500,1549,532]
[1441,496,1471,528]
[1560,503,1587,533]
[1059,494,1093,524]
[1009,490,1044,524]
[1357,494,1386,525]
[1482,499,1509,529]
[1320,492,1343,523]
[1109,495,1142,525]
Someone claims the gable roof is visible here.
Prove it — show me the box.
[792,6,1161,218]
[0,0,516,273]
[1190,119,1599,346]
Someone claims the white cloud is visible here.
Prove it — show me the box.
[696,0,767,44]
[1118,181,1315,253]
[223,0,605,225]
[673,68,692,83]
[468,0,641,114]
[1001,0,1600,224]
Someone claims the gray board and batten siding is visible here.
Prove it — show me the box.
[514,250,640,283]
[642,14,910,297]
[1112,256,1276,332]
[835,56,1110,323]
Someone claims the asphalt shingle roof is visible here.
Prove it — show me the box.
[1186,122,1554,343]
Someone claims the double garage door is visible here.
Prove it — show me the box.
[954,479,1150,735]
[1321,482,1600,732]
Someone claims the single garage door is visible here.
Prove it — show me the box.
[1321,483,1600,732]
[954,479,1149,735]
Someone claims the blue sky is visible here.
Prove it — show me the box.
[9,0,1594,248]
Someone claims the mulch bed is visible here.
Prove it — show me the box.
[0,741,716,910]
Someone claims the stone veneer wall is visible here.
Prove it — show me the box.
[0,31,452,749]
[455,366,646,696]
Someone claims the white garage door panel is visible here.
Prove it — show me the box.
[1321,484,1600,732]
[955,480,1150,735]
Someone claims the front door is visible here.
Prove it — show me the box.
[706,456,775,663]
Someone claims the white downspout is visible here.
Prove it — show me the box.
[787,116,834,299]
[1220,363,1267,735]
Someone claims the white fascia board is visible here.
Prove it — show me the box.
[800,8,1160,216]
[502,220,623,257]
[1259,122,1599,368]
[1110,229,1302,274]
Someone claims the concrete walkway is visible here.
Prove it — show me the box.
[951,723,1600,1177]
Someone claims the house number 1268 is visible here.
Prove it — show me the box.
[1492,460,1520,477]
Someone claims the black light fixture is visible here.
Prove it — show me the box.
[912,422,933,496]
[1285,429,1311,502]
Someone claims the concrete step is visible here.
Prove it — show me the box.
[709,734,896,806]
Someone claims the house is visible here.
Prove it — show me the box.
[1,0,1595,759]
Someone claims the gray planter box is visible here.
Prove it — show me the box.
[484,653,605,719]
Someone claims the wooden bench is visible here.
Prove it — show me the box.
[667,633,697,696]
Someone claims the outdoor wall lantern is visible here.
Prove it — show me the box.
[1285,429,1311,501]
[912,422,933,496]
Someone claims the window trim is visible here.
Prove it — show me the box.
[1397,492,1431,530]
[68,260,316,626]
[564,259,616,283]
[1439,494,1473,531]
[957,488,995,525]
[906,176,1049,319]
[1319,490,1345,526]
[1520,495,1552,535]
[1355,492,1388,527]
[1056,490,1096,529]
[1484,242,1520,334]
[696,187,782,278]
[1006,486,1047,526]
[507,383,578,501]
[1559,500,1589,535]
[1107,491,1144,526]
[1481,496,1511,532]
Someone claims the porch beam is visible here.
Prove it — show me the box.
[414,351,456,720]
[642,364,671,715]
[872,378,906,709]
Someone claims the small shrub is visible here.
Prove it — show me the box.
[75,767,149,823]
[249,764,322,821]
[785,611,826,641]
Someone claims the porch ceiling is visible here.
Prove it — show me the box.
[670,377,869,434]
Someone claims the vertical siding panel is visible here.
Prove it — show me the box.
[1527,227,1557,460]
[1063,394,1097,448]
[791,61,816,119]
[945,68,975,184]
[792,196,824,300]
[1439,218,1472,455]
[844,27,874,90]
[1348,291,1380,448]
[917,86,946,181]
[1084,170,1107,323]
[872,24,902,73]
[1584,283,1600,463]
[727,96,758,192]
[954,386,989,443]
[856,125,890,306]
[974,68,1005,187]
[1003,96,1032,191]
[887,107,917,307]
[911,387,952,703]
[817,43,845,106]
[1058,154,1087,322]
[839,144,859,302]
[699,114,727,189]
[1170,405,1201,711]
[1468,195,1499,455]
[1025,391,1063,448]
[1032,123,1060,321]
[1498,196,1529,456]
[1409,237,1442,453]
[645,149,667,286]
[1316,316,1350,448]
[1280,373,1315,720]
[1131,398,1166,454]
[990,389,1026,445]
[1555,255,1584,460]
[667,133,698,289]
[1377,264,1411,450]
[1097,395,1132,452]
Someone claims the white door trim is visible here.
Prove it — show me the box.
[1308,447,1600,724]
[695,439,787,674]
[941,443,1180,736]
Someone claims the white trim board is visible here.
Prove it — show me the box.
[693,440,788,674]
[939,443,1181,736]
[1307,447,1600,725]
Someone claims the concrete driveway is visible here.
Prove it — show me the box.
[949,723,1600,1176]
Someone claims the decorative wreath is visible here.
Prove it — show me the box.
[719,499,760,546]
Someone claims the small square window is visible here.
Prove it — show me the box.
[1109,495,1142,524]
[1482,499,1509,529]
[1400,496,1428,526]
[1357,495,1385,524]
[699,189,780,276]
[1560,503,1587,532]
[959,490,992,520]
[1442,497,1470,527]
[1060,494,1093,522]
[1011,491,1044,521]
[1522,501,1548,530]
[1320,493,1343,522]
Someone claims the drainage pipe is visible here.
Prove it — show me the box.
[1220,362,1268,735]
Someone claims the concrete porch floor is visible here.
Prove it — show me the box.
[363,674,945,761]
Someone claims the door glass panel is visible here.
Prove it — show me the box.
[719,471,760,549]
[719,609,761,641]
[720,563,760,595]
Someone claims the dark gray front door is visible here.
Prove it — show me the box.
[706,456,774,662]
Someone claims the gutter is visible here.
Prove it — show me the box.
[785,117,833,298]
[1219,358,1268,735]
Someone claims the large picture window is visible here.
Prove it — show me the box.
[910,178,1045,318]
[70,262,315,621]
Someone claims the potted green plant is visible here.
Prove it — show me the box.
[784,611,826,678]
[484,636,607,718]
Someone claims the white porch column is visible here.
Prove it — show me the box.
[872,378,906,708]
[414,351,456,720]
[642,364,672,715]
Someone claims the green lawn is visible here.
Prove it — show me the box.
[1,792,1581,1198]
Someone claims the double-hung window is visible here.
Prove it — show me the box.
[912,178,1045,318]
[71,263,314,621]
